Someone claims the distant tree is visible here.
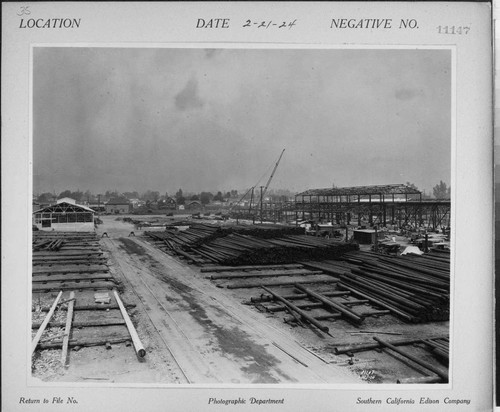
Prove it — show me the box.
[37,192,54,203]
[230,189,238,197]
[419,190,431,200]
[213,191,224,202]
[58,190,73,199]
[190,194,200,201]
[200,192,213,205]
[72,190,84,202]
[142,190,160,202]
[82,190,94,202]
[405,182,420,191]
[433,181,451,199]
[105,190,120,199]
[225,191,231,199]
[122,191,139,199]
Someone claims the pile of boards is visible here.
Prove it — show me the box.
[196,234,358,266]
[146,223,356,266]
[147,224,223,249]
[306,250,450,323]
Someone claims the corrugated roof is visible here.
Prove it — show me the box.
[296,184,421,197]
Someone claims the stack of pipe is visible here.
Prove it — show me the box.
[146,223,222,250]
[336,251,449,323]
[195,234,358,266]
[226,224,305,238]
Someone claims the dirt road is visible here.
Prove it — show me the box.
[99,216,360,384]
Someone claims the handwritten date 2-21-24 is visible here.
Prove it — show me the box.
[243,19,297,29]
[437,26,470,35]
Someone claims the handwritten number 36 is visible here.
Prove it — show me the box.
[17,6,31,16]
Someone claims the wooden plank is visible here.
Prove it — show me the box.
[32,273,114,283]
[225,276,339,289]
[209,269,323,280]
[261,286,329,333]
[38,335,131,350]
[33,318,126,329]
[33,264,109,274]
[61,291,75,366]
[33,281,121,292]
[33,303,135,312]
[31,291,63,355]
[374,337,448,381]
[249,290,350,303]
[265,302,325,312]
[31,256,108,266]
[200,264,303,273]
[33,251,103,258]
[294,284,363,324]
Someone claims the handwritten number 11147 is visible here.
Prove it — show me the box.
[437,26,470,34]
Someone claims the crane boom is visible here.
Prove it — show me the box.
[260,149,285,201]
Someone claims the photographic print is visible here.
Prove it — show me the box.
[2,2,493,411]
[31,46,451,385]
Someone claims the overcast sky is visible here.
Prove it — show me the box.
[33,47,450,196]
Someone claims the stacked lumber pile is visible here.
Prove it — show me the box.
[336,251,450,323]
[146,223,222,249]
[33,239,65,251]
[146,223,305,252]
[227,224,305,238]
[196,234,358,266]
[33,232,99,252]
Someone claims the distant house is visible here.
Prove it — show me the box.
[33,198,95,231]
[105,197,132,214]
[129,198,145,209]
[162,197,177,210]
[186,200,202,210]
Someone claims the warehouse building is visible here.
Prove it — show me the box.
[33,198,95,231]
[105,197,132,214]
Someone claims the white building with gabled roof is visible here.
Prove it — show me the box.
[33,198,95,231]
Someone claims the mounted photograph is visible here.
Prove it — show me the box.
[30,46,451,385]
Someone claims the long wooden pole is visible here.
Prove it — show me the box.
[61,291,75,366]
[114,290,146,358]
[373,337,448,381]
[261,286,329,333]
[294,284,363,324]
[31,290,63,355]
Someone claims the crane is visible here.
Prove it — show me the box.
[258,148,285,206]
[257,149,285,222]
[230,149,285,222]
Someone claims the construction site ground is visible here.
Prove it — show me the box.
[34,215,449,385]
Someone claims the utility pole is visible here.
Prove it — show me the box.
[249,187,255,222]
[260,186,264,224]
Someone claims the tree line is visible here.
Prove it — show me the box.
[35,188,242,205]
[35,182,451,205]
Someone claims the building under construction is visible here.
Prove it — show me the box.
[236,184,451,231]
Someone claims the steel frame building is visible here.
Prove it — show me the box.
[293,184,450,229]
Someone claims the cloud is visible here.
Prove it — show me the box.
[174,77,204,111]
